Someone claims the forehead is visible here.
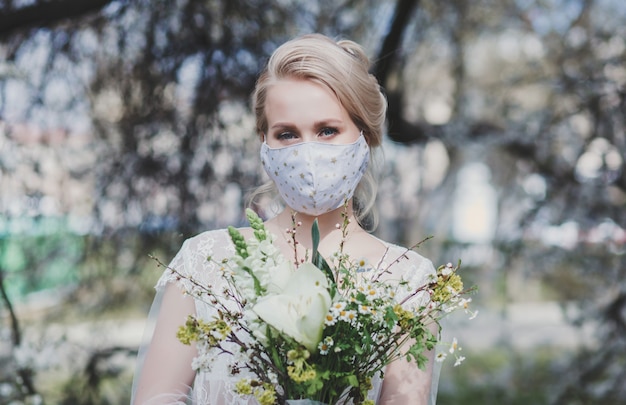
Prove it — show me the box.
[264,78,348,123]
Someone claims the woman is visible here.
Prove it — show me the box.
[132,33,438,404]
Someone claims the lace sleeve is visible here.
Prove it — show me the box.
[377,243,437,309]
[131,229,235,405]
[156,229,235,291]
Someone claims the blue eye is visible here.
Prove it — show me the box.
[319,127,338,137]
[277,132,297,140]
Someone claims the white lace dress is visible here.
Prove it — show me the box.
[133,228,437,405]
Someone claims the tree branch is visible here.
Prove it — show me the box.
[372,0,419,82]
[0,0,115,37]
[373,0,430,144]
[0,268,37,395]
[0,268,21,346]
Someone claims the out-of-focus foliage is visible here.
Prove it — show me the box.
[0,0,624,403]
[1,0,384,235]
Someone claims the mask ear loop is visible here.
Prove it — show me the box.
[359,129,369,146]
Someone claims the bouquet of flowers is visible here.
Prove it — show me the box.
[170,209,476,405]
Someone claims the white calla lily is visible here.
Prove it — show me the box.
[252,263,331,352]
[265,260,294,294]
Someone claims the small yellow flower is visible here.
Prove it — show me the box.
[287,363,317,383]
[254,384,277,405]
[287,348,310,362]
[432,273,464,302]
[234,379,252,395]
[176,315,201,345]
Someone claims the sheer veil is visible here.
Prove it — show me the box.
[130,283,193,404]
[131,283,163,403]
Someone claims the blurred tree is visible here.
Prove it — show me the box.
[0,0,625,403]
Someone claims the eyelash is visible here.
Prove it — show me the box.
[319,127,338,137]
[276,132,297,140]
[276,127,339,140]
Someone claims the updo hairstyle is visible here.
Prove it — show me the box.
[250,34,388,227]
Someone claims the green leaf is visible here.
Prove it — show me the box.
[384,305,399,328]
[242,265,264,295]
[346,374,359,387]
[311,219,321,256]
[311,219,336,288]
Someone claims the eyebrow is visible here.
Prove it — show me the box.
[314,119,344,128]
[269,119,345,131]
[269,123,297,131]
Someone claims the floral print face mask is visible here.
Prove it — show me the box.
[260,133,370,216]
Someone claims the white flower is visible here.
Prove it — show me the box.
[191,347,215,371]
[324,311,338,326]
[454,356,466,367]
[331,301,346,313]
[230,235,295,304]
[265,260,295,294]
[357,284,380,301]
[449,337,460,354]
[252,263,332,352]
[257,238,279,256]
[242,310,268,343]
[358,304,371,315]
[459,297,472,308]
[318,337,334,355]
[356,258,370,273]
[435,352,447,362]
[442,263,454,276]
[339,309,358,325]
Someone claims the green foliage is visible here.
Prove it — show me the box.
[437,346,563,405]
[0,231,83,298]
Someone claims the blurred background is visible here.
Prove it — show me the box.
[0,0,624,404]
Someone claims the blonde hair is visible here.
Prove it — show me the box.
[249,34,387,228]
